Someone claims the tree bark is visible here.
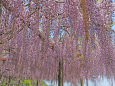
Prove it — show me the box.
[80,79,83,86]
[86,79,88,86]
[58,60,63,86]
[8,76,11,86]
[36,80,38,86]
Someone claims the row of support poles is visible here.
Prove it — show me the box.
[58,64,88,86]
[80,78,89,86]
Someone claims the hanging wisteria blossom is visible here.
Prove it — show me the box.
[0,0,115,86]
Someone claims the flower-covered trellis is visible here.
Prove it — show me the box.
[0,0,115,86]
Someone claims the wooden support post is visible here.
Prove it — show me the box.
[8,76,11,86]
[80,79,83,86]
[86,78,88,86]
[36,80,38,86]
[80,0,90,41]
[58,60,63,86]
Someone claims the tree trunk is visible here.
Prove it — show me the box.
[8,76,11,86]
[86,79,88,86]
[36,80,38,86]
[58,60,63,86]
[80,79,83,86]
[18,80,20,86]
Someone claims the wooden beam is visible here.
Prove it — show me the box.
[58,60,63,86]
[80,0,90,41]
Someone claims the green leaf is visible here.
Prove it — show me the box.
[79,55,84,59]
[96,0,103,3]
[23,80,32,86]
[1,82,7,86]
[39,81,48,86]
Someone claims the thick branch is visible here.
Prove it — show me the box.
[80,0,90,41]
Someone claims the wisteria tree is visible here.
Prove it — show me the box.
[0,0,115,86]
